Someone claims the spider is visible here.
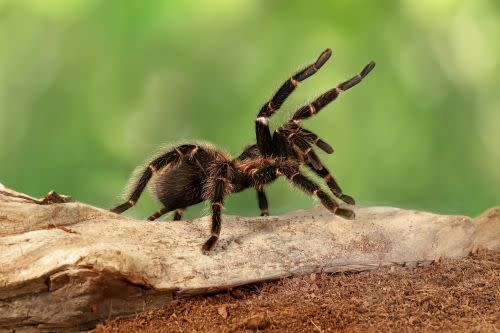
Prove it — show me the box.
[110,48,375,253]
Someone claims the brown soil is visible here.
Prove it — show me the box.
[95,250,500,333]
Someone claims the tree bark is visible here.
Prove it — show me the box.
[0,187,498,332]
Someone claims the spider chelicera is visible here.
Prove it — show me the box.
[111,48,375,253]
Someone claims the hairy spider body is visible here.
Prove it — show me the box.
[111,49,375,252]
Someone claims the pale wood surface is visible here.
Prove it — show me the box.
[0,187,498,332]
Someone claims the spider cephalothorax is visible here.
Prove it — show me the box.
[111,49,375,252]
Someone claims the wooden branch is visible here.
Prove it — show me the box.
[0,187,498,332]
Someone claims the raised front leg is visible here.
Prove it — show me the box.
[291,61,375,122]
[256,49,332,156]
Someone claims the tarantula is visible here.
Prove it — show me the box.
[111,48,375,252]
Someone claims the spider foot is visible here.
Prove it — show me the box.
[202,235,219,254]
[339,194,355,205]
[335,207,355,220]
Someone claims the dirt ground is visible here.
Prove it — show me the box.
[95,250,499,333]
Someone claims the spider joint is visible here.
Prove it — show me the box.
[267,101,275,112]
[256,116,269,125]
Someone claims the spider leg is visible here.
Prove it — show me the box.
[277,123,334,154]
[256,188,269,216]
[173,208,185,221]
[292,61,375,122]
[305,162,355,205]
[248,163,354,219]
[290,134,323,170]
[147,207,186,221]
[148,207,171,221]
[296,127,334,154]
[256,49,332,155]
[276,129,323,170]
[110,144,199,214]
[202,162,232,253]
[276,125,353,204]
[277,166,355,219]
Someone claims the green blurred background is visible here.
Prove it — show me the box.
[1,1,499,220]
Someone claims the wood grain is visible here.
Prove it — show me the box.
[0,188,498,332]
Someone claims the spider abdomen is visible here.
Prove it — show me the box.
[148,143,234,211]
[150,162,205,209]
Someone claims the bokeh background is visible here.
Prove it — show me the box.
[1,1,499,220]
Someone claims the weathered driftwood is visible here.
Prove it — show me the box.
[0,187,498,332]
